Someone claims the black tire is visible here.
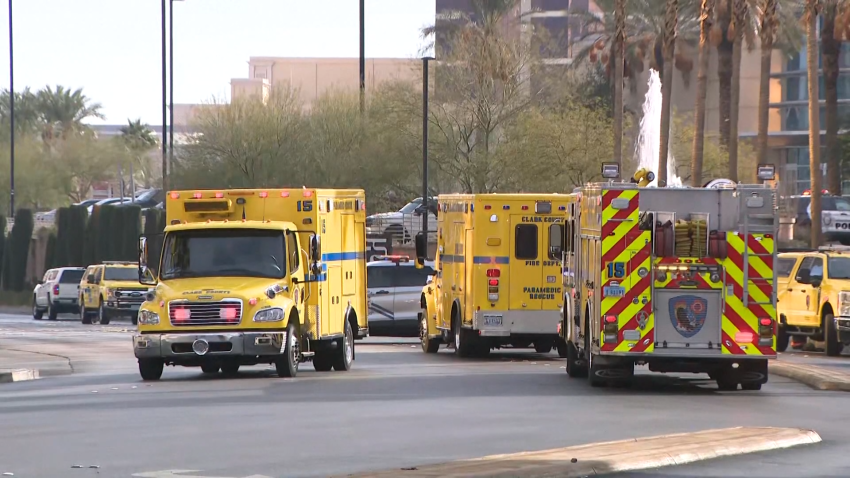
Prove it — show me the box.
[825,313,843,357]
[32,297,43,320]
[716,378,738,391]
[274,320,300,378]
[776,324,789,352]
[201,364,220,374]
[556,339,568,358]
[535,342,552,353]
[98,301,110,325]
[474,342,491,358]
[221,362,240,376]
[312,354,334,372]
[420,310,440,353]
[332,320,354,371]
[587,353,606,387]
[454,314,474,358]
[565,341,587,378]
[131,313,139,326]
[741,382,762,391]
[48,301,58,321]
[138,358,164,381]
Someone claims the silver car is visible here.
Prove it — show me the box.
[367,256,435,337]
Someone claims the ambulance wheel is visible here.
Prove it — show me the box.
[565,341,587,378]
[274,321,300,378]
[474,342,491,358]
[138,358,163,381]
[312,353,334,372]
[556,339,568,358]
[332,320,354,371]
[824,313,843,357]
[420,312,440,353]
[201,364,220,374]
[453,316,475,358]
[534,341,552,353]
[776,322,789,352]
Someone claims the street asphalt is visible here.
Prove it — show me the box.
[1,313,849,478]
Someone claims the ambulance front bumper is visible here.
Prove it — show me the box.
[470,310,560,336]
[133,332,287,359]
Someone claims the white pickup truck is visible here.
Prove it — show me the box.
[33,267,86,320]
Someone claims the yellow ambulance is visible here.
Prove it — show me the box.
[133,188,367,380]
[414,194,575,357]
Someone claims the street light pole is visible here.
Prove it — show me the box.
[161,0,168,193]
[169,0,175,168]
[8,0,15,216]
[422,57,433,238]
[359,0,365,115]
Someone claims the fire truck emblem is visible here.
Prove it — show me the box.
[668,295,708,338]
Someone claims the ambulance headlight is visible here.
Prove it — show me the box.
[138,310,160,325]
[839,292,850,316]
[253,307,285,323]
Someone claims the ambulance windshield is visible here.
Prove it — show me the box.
[160,228,286,280]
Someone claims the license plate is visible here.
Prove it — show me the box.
[483,315,503,327]
[603,286,626,298]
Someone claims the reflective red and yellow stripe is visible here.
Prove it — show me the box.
[721,232,776,356]
[600,189,653,353]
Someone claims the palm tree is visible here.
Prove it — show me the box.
[659,0,679,186]
[821,0,849,194]
[726,0,756,181]
[613,0,627,171]
[120,119,158,188]
[806,0,823,247]
[756,0,778,173]
[691,0,716,186]
[0,88,40,136]
[36,86,104,142]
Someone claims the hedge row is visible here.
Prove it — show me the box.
[0,204,168,293]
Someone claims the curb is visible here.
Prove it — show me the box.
[341,427,821,477]
[770,361,850,391]
[0,368,39,383]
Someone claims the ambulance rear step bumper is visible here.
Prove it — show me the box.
[471,310,560,336]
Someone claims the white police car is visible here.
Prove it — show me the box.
[367,255,435,337]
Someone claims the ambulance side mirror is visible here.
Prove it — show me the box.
[138,235,157,286]
[415,232,427,267]
[309,235,322,276]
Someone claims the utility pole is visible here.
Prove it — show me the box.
[422,57,433,238]
[8,0,15,216]
[161,0,168,192]
[359,0,365,115]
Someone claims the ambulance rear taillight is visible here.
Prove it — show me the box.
[487,269,500,301]
[603,314,618,342]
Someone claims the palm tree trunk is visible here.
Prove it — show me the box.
[822,3,842,194]
[691,0,715,186]
[717,0,733,147]
[806,0,822,248]
[728,0,745,182]
[613,0,626,173]
[756,0,776,180]
[659,0,678,186]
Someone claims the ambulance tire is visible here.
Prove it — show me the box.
[221,362,240,376]
[534,341,553,354]
[420,310,440,354]
[332,320,354,371]
[201,364,220,374]
[776,321,789,352]
[275,321,300,378]
[138,358,164,381]
[824,313,843,357]
[454,316,475,358]
[565,341,587,378]
[556,339,568,358]
[312,354,334,372]
[474,342,491,358]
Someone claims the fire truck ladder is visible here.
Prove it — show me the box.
[738,186,778,310]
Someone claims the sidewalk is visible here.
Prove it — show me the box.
[0,347,73,383]
[772,357,850,391]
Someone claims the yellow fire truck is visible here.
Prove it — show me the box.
[414,194,574,357]
[560,164,779,390]
[133,188,368,381]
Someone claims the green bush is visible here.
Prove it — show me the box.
[54,207,69,267]
[83,207,99,266]
[3,209,34,291]
[122,205,142,260]
[67,205,87,266]
[44,231,57,272]
[97,205,116,262]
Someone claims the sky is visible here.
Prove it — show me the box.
[0,0,436,126]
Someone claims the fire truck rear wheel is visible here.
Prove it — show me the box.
[138,358,163,381]
[565,341,587,378]
[332,320,354,371]
[275,321,300,378]
[556,339,568,358]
